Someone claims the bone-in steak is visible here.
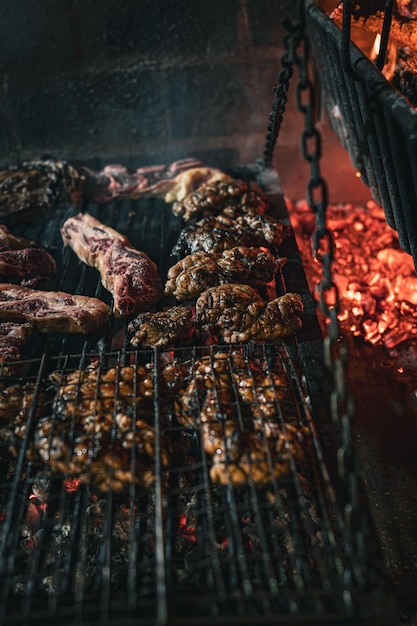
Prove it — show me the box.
[61,213,163,317]
[0,284,110,334]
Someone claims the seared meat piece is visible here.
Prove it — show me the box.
[33,413,170,493]
[194,284,303,343]
[0,159,81,220]
[165,246,284,301]
[174,351,309,487]
[81,158,230,204]
[209,424,310,487]
[0,248,56,286]
[28,361,186,492]
[49,362,186,422]
[0,380,49,449]
[172,178,269,222]
[0,321,33,371]
[172,213,290,257]
[61,213,163,317]
[0,283,110,334]
[128,305,194,348]
[174,351,288,429]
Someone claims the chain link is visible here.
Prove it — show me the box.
[263,2,363,558]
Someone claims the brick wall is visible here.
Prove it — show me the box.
[0,0,292,170]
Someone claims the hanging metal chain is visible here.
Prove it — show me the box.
[296,16,362,552]
[267,1,363,558]
[263,21,301,169]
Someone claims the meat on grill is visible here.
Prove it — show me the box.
[61,213,163,317]
[194,284,303,343]
[173,351,309,487]
[25,362,186,492]
[172,178,269,222]
[0,248,57,287]
[80,158,231,204]
[0,321,33,371]
[172,213,290,257]
[0,283,110,334]
[0,159,81,220]
[165,246,285,301]
[128,305,194,348]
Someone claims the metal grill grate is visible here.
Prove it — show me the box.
[0,168,393,624]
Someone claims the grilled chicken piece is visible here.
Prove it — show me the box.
[173,351,309,487]
[33,413,170,493]
[61,213,163,317]
[172,178,269,222]
[0,159,81,220]
[209,424,310,487]
[29,362,186,492]
[0,283,110,334]
[128,305,194,348]
[165,246,284,301]
[0,321,33,371]
[194,284,303,343]
[0,248,56,287]
[0,380,49,450]
[174,351,288,429]
[80,158,230,204]
[172,213,290,257]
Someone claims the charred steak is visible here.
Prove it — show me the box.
[172,213,290,257]
[194,283,303,343]
[172,178,269,222]
[0,159,81,220]
[0,248,57,287]
[128,305,194,348]
[0,283,110,334]
[61,213,163,317]
[165,246,285,301]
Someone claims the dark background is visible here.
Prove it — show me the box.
[0,0,368,202]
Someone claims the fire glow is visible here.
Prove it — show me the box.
[287,198,417,349]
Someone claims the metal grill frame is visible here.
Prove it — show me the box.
[0,165,394,624]
[306,2,417,269]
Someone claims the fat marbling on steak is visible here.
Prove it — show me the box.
[0,284,110,334]
[0,248,57,287]
[61,213,163,317]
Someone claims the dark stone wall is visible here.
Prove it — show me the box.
[0,0,291,168]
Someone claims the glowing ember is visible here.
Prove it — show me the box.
[287,198,417,349]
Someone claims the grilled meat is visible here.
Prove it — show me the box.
[0,159,81,220]
[61,213,163,317]
[27,362,186,492]
[194,284,303,343]
[0,283,110,334]
[165,246,284,301]
[0,248,56,287]
[174,351,309,487]
[208,424,309,487]
[128,305,194,348]
[0,321,33,371]
[172,178,269,222]
[0,380,49,449]
[172,213,290,257]
[80,158,230,204]
[174,352,288,430]
[32,413,170,493]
